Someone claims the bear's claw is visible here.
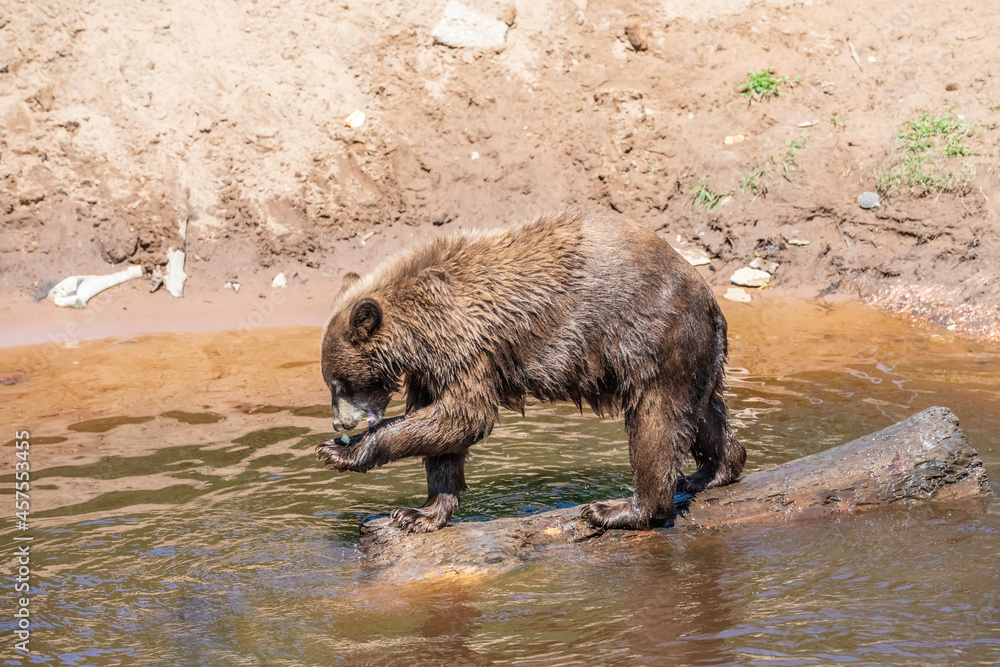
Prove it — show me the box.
[315,436,371,473]
[390,506,449,533]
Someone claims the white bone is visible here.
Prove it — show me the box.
[47,265,145,308]
[163,248,187,298]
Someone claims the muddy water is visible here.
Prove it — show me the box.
[1,298,998,665]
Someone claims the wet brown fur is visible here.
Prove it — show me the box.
[318,210,745,533]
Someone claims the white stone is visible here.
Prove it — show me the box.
[432,1,508,49]
[723,287,752,303]
[344,110,365,129]
[749,257,778,274]
[271,272,287,288]
[730,267,771,287]
[674,247,711,266]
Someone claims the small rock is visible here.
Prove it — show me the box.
[432,1,508,49]
[749,257,779,274]
[723,134,745,145]
[786,238,810,246]
[0,372,26,386]
[730,267,771,287]
[344,110,365,129]
[149,267,164,293]
[497,0,516,26]
[724,287,752,303]
[857,191,880,209]
[624,22,648,52]
[674,247,711,267]
[271,272,287,288]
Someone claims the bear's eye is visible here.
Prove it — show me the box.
[328,378,350,396]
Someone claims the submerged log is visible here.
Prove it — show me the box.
[358,407,991,580]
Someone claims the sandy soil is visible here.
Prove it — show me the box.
[2,0,999,346]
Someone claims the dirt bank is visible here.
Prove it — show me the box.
[2,0,998,343]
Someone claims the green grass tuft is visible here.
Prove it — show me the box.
[690,183,725,210]
[739,68,791,102]
[737,165,768,195]
[878,111,978,195]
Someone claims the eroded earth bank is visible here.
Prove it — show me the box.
[2,0,999,340]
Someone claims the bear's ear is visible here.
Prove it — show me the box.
[348,297,382,343]
[340,272,361,293]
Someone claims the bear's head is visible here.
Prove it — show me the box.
[321,294,394,432]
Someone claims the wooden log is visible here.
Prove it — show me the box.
[357,407,991,581]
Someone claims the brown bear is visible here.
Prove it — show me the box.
[317,209,745,533]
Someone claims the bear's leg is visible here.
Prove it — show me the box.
[581,384,688,530]
[317,401,492,473]
[679,380,746,493]
[391,451,468,533]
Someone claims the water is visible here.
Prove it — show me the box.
[1,297,998,665]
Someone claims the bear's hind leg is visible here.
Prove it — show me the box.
[679,374,746,494]
[391,451,468,533]
[582,384,689,530]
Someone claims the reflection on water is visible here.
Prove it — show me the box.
[0,298,998,665]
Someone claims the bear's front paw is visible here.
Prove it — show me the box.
[315,434,372,473]
[390,507,449,534]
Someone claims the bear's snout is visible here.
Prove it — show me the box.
[331,417,355,432]
[331,396,367,432]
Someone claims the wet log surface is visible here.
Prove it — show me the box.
[358,407,992,581]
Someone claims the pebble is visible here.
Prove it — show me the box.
[724,287,752,303]
[0,372,26,386]
[674,247,711,266]
[858,191,880,209]
[624,22,648,52]
[432,1,508,49]
[730,267,771,287]
[344,110,366,129]
[749,257,779,274]
[271,272,287,288]
[149,267,164,293]
[498,1,516,26]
